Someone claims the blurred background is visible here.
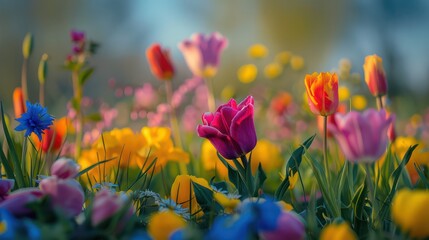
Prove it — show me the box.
[1,0,429,117]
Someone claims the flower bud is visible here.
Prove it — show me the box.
[51,158,80,179]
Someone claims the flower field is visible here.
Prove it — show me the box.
[0,30,429,240]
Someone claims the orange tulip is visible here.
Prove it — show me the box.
[32,117,69,153]
[146,43,175,80]
[363,54,387,97]
[13,87,26,118]
[304,72,338,116]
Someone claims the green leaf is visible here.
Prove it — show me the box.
[415,163,429,188]
[1,103,26,188]
[22,33,33,59]
[0,141,16,180]
[192,181,223,213]
[253,162,266,196]
[75,158,114,178]
[79,68,94,85]
[275,135,315,200]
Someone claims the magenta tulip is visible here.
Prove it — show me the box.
[0,188,43,217]
[51,158,80,179]
[39,177,84,217]
[328,109,393,163]
[178,32,228,78]
[197,96,257,159]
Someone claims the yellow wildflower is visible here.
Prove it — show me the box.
[391,189,429,238]
[264,63,283,79]
[351,95,367,110]
[320,222,357,240]
[148,211,186,240]
[338,86,351,102]
[221,85,235,101]
[290,55,305,70]
[248,44,268,58]
[237,64,258,83]
[275,51,292,65]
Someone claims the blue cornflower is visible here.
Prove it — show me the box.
[15,101,54,140]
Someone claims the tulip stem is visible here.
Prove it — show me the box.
[72,70,83,160]
[376,96,384,110]
[39,82,45,106]
[323,116,330,184]
[164,81,187,175]
[21,58,29,102]
[240,155,248,170]
[364,163,378,228]
[204,78,216,112]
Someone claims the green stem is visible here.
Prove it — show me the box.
[364,163,378,227]
[39,82,45,106]
[21,59,29,102]
[323,116,330,184]
[240,155,248,170]
[204,78,216,112]
[376,96,384,110]
[20,137,28,186]
[72,70,83,160]
[164,81,187,175]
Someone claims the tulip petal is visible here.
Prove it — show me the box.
[230,105,257,155]
[197,125,240,159]
[237,96,254,110]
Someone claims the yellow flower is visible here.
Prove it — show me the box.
[213,192,240,213]
[275,51,292,65]
[277,201,293,211]
[392,189,429,238]
[221,85,236,101]
[264,63,283,79]
[170,175,210,218]
[201,139,229,179]
[148,211,186,240]
[391,137,429,184]
[248,44,268,58]
[250,139,283,173]
[338,86,351,102]
[290,55,305,71]
[351,95,367,110]
[237,64,258,83]
[320,222,357,240]
[139,127,190,173]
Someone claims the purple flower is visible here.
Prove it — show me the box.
[70,30,85,43]
[260,211,306,240]
[0,188,43,217]
[197,96,257,159]
[328,109,393,163]
[50,158,80,179]
[0,179,14,199]
[39,177,84,217]
[178,32,228,78]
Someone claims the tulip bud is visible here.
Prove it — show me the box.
[146,43,175,80]
[51,158,80,179]
[22,33,33,59]
[0,188,43,217]
[38,54,48,85]
[363,54,387,97]
[39,177,84,217]
[13,87,25,118]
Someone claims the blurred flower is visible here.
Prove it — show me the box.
[392,189,429,238]
[248,44,268,58]
[363,54,387,97]
[51,158,80,179]
[13,87,25,118]
[39,177,84,217]
[158,199,190,220]
[0,188,43,217]
[178,32,228,78]
[328,109,392,163]
[237,198,282,232]
[351,95,367,110]
[260,211,306,240]
[338,86,350,102]
[170,175,210,218]
[317,103,347,138]
[250,139,283,173]
[270,92,293,116]
[320,222,357,240]
[0,179,14,200]
[386,111,396,142]
[146,43,175,80]
[0,209,41,240]
[147,210,186,240]
[91,189,134,231]
[212,189,240,213]
[275,51,292,65]
[197,96,257,159]
[264,63,283,79]
[290,55,304,70]
[206,213,253,240]
[391,137,429,184]
[70,30,85,54]
[15,101,55,140]
[31,117,69,153]
[134,83,158,109]
[237,64,258,83]
[221,85,236,101]
[201,139,228,179]
[304,72,339,116]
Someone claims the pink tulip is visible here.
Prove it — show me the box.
[328,109,393,163]
[0,188,43,217]
[51,158,80,179]
[178,32,228,78]
[0,179,14,199]
[197,96,257,159]
[260,211,306,240]
[39,177,84,217]
[91,189,134,230]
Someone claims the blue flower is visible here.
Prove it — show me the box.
[15,101,54,140]
[0,209,40,240]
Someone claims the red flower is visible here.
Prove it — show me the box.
[363,54,387,97]
[146,43,175,80]
[304,72,339,116]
